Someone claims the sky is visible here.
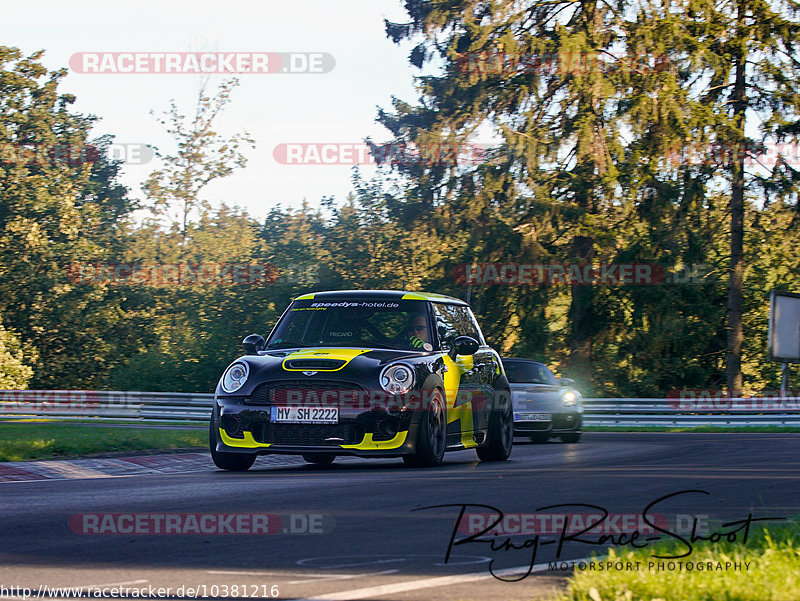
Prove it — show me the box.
[1,0,421,218]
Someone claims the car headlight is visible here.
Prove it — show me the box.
[562,390,578,406]
[380,363,415,395]
[221,362,249,393]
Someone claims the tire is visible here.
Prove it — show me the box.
[403,390,446,468]
[477,387,513,462]
[303,453,336,465]
[209,410,256,472]
[560,432,581,443]
[529,433,550,443]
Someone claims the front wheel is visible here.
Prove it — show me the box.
[209,411,256,472]
[403,390,446,468]
[476,388,513,462]
[560,432,581,443]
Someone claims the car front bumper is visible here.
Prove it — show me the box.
[513,411,582,435]
[212,394,422,458]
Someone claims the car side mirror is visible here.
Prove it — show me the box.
[451,336,479,358]
[242,334,265,355]
[560,377,575,386]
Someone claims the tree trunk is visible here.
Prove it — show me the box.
[726,0,747,396]
[568,235,595,388]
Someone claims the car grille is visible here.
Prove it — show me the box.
[248,380,366,405]
[250,422,364,446]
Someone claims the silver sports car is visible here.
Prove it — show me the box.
[501,357,582,443]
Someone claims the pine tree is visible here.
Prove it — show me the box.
[379,1,632,389]
[627,0,800,393]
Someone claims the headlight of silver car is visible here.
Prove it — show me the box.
[562,390,578,405]
[380,363,415,395]
[221,362,249,393]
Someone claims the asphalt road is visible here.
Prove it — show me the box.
[1,432,799,601]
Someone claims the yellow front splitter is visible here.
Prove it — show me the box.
[218,428,408,450]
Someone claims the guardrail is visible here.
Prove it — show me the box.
[582,397,800,427]
[1,391,799,428]
[0,390,213,423]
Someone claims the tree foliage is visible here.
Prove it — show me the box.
[0,47,149,388]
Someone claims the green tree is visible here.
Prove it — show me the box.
[0,47,144,388]
[625,0,800,393]
[378,1,634,390]
[107,205,283,392]
[107,80,261,391]
[143,78,254,245]
[0,320,36,389]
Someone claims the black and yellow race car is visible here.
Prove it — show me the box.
[210,290,513,470]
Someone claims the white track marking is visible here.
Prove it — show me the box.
[77,580,148,587]
[320,558,407,569]
[292,558,591,601]
[287,569,399,584]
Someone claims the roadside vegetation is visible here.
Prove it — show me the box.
[0,422,204,461]
[557,518,800,601]
[4,422,798,463]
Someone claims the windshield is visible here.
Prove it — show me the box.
[267,299,435,351]
[503,360,558,385]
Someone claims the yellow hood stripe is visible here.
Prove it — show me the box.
[281,348,371,371]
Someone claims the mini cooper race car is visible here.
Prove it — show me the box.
[502,357,582,443]
[210,290,513,470]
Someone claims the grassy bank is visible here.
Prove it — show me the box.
[557,519,800,601]
[0,422,205,461]
[2,421,798,462]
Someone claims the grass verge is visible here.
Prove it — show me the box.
[0,422,205,461]
[556,518,800,601]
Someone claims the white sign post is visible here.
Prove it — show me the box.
[767,291,800,397]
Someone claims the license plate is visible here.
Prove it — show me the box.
[270,406,339,424]
[514,412,551,422]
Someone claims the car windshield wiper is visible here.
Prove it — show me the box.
[266,340,310,349]
[363,342,406,350]
[319,342,403,349]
